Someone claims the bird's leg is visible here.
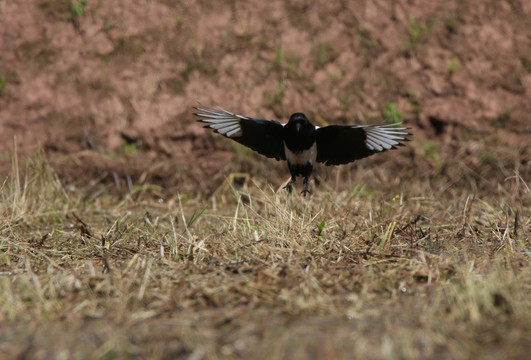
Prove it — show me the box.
[283,175,296,194]
[301,176,312,196]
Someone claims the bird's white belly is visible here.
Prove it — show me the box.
[284,142,317,166]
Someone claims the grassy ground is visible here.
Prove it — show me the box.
[0,147,530,359]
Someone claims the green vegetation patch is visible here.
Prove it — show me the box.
[383,102,404,124]
[0,71,6,96]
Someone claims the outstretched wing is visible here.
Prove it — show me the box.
[194,104,286,161]
[316,123,410,165]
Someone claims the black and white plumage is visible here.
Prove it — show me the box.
[195,104,410,195]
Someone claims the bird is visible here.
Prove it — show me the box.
[195,104,410,196]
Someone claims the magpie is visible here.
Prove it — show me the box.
[195,104,410,195]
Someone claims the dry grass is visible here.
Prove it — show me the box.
[0,146,530,360]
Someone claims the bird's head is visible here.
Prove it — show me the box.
[288,113,311,127]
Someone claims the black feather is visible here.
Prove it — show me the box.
[194,105,286,160]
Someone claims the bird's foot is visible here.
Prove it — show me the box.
[300,186,312,197]
[283,182,293,194]
[300,177,311,196]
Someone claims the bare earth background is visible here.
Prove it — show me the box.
[0,0,529,192]
[1,1,531,359]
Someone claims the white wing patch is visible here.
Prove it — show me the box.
[195,105,250,138]
[355,123,409,152]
